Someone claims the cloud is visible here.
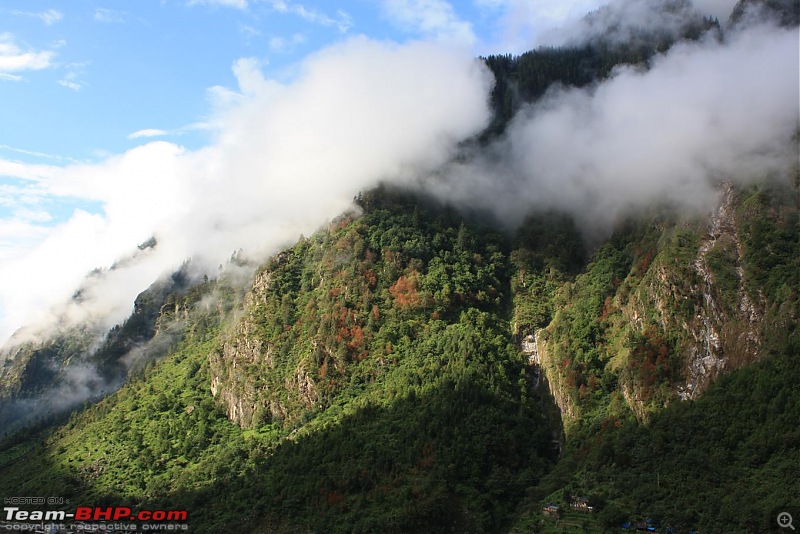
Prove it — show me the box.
[128,129,169,140]
[0,158,57,181]
[476,0,740,53]
[473,0,608,52]
[382,0,475,43]
[57,69,86,91]
[268,1,353,32]
[0,144,78,163]
[268,33,307,52]
[239,24,262,39]
[540,0,714,47]
[188,0,248,9]
[10,9,63,26]
[0,33,55,75]
[0,37,493,344]
[58,79,82,91]
[39,9,64,25]
[429,21,799,236]
[94,8,126,23]
[58,80,82,91]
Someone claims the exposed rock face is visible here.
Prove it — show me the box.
[521,333,540,389]
[671,185,763,399]
[628,184,768,404]
[527,183,780,423]
[209,261,318,428]
[533,331,576,422]
[209,269,274,428]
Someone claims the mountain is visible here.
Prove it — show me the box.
[0,259,193,436]
[1,176,796,532]
[729,0,800,27]
[1,3,798,533]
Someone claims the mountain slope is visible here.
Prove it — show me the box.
[0,7,797,531]
[0,264,193,435]
[0,188,560,533]
[1,176,797,532]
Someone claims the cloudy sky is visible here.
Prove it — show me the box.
[3,0,785,346]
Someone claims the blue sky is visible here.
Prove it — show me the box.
[0,1,610,256]
[1,0,604,162]
[2,1,411,160]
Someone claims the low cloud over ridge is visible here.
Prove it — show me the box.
[0,37,492,344]
[431,19,799,234]
[1,1,798,349]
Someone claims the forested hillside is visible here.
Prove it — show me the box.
[1,175,797,532]
[0,188,560,533]
[0,0,797,531]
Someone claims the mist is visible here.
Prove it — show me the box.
[0,38,493,346]
[430,19,799,235]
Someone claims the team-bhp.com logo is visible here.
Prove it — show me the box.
[4,506,187,521]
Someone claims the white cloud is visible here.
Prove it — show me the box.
[0,33,55,74]
[0,158,56,181]
[10,207,52,224]
[128,129,169,140]
[268,33,306,52]
[93,8,126,23]
[0,144,77,163]
[0,37,493,344]
[542,0,714,47]
[475,0,741,52]
[475,0,607,51]
[39,9,64,25]
[239,24,261,38]
[0,218,51,260]
[268,1,353,32]
[383,0,475,43]
[432,22,799,236]
[188,0,248,9]
[57,64,88,91]
[10,9,64,26]
[58,79,82,91]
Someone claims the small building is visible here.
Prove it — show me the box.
[542,504,560,516]
[570,496,594,512]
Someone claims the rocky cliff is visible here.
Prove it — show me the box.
[510,178,798,426]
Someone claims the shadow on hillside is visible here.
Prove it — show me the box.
[156,376,559,533]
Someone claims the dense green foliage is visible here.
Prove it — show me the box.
[0,188,558,533]
[518,345,800,532]
[1,14,797,530]
[1,178,797,532]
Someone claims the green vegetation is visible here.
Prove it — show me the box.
[2,179,797,532]
[516,344,800,532]
[1,19,798,531]
[0,188,558,533]
[0,266,192,435]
